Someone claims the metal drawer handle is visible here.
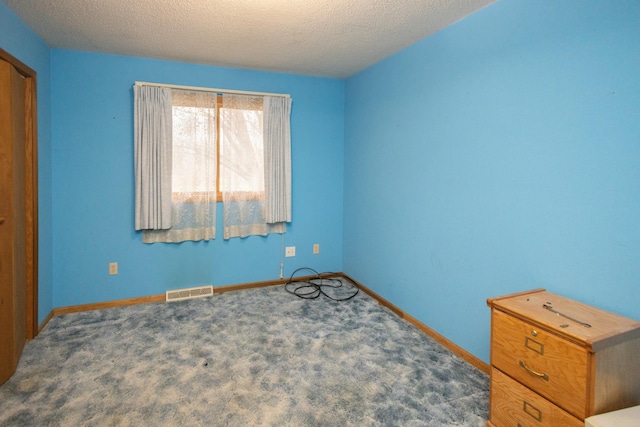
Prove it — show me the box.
[542,303,592,328]
[519,360,549,381]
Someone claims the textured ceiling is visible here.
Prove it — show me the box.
[4,0,494,78]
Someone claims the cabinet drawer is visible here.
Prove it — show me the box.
[491,309,589,419]
[490,368,583,427]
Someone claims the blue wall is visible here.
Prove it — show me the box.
[4,0,639,366]
[344,0,640,363]
[0,1,53,324]
[50,51,344,307]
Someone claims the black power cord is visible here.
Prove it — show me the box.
[284,268,359,301]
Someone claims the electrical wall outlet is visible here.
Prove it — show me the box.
[285,246,296,257]
[109,262,118,275]
[313,244,320,254]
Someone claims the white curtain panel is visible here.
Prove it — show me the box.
[264,96,292,224]
[221,94,285,239]
[143,90,217,243]
[134,85,173,230]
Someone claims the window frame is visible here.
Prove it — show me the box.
[171,92,265,203]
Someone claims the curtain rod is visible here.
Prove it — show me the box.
[134,81,290,98]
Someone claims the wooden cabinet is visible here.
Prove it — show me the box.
[487,289,640,426]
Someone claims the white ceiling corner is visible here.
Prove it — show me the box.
[4,0,495,78]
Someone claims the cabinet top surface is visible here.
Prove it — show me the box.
[488,289,640,350]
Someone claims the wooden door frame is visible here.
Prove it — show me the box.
[0,47,38,339]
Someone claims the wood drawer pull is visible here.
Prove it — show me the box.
[519,360,549,381]
[0,216,5,224]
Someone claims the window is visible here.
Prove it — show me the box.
[171,91,265,202]
[134,83,291,243]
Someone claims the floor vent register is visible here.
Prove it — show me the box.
[166,285,213,302]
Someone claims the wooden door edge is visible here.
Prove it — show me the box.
[0,47,39,339]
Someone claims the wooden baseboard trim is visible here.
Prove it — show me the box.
[38,310,55,333]
[53,294,165,316]
[342,274,404,318]
[45,273,331,318]
[342,273,490,375]
[403,312,489,374]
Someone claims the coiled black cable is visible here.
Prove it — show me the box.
[284,268,359,301]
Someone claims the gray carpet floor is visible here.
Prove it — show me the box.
[0,279,489,426]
